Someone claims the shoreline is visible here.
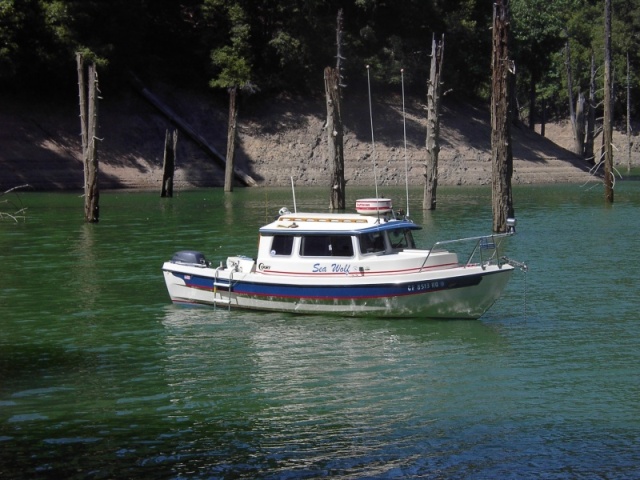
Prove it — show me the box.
[1,88,636,192]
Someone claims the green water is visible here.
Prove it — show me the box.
[1,184,639,478]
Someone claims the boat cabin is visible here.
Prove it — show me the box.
[253,210,457,276]
[260,211,418,254]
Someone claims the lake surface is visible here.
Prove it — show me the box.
[1,183,639,479]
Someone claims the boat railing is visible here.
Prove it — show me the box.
[420,232,514,271]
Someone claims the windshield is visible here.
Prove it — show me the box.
[388,228,416,250]
[359,232,385,254]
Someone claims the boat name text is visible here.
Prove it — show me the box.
[313,263,353,274]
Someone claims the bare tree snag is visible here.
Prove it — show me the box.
[585,53,596,164]
[77,53,100,223]
[565,38,584,157]
[86,62,100,222]
[575,92,586,155]
[491,0,515,233]
[603,0,614,203]
[424,34,444,211]
[325,67,345,210]
[627,51,632,174]
[528,76,536,130]
[335,9,345,78]
[540,98,546,137]
[1,184,30,222]
[161,129,178,197]
[327,9,345,210]
[77,53,88,173]
[224,86,238,193]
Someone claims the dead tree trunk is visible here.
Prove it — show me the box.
[627,51,632,174]
[565,38,584,157]
[325,67,345,210]
[603,0,614,203]
[575,92,586,155]
[335,8,345,75]
[161,129,178,197]
[423,34,445,211]
[585,53,596,164]
[327,9,345,210]
[224,86,238,193]
[77,53,88,188]
[491,0,515,233]
[540,98,546,137]
[528,76,536,130]
[77,53,100,223]
[85,62,100,222]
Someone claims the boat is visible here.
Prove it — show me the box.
[162,199,524,319]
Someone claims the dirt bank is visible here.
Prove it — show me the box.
[1,85,637,192]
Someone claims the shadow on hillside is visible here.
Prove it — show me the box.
[0,112,125,191]
[342,94,423,150]
[245,95,318,136]
[1,152,125,191]
[123,85,265,188]
[440,101,593,173]
[341,94,591,172]
[0,86,266,191]
[1,86,598,192]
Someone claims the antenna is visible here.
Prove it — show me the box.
[401,68,410,218]
[290,176,297,213]
[366,65,380,200]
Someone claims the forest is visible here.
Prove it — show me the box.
[0,0,638,124]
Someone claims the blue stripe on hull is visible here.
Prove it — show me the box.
[170,270,489,301]
[234,277,483,300]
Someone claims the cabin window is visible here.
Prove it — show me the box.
[389,229,416,250]
[300,235,354,257]
[270,235,294,256]
[359,232,385,254]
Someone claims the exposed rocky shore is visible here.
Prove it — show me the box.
[1,85,637,192]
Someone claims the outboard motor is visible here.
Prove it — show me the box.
[171,250,210,267]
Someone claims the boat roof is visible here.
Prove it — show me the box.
[259,212,421,235]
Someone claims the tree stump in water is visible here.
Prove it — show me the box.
[490,0,515,233]
[161,129,178,198]
[77,52,100,223]
[424,34,444,211]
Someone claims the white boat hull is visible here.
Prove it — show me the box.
[162,262,514,319]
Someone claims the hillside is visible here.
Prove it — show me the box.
[1,84,637,192]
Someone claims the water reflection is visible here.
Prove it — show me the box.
[223,191,235,227]
[156,305,513,476]
[68,224,100,316]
